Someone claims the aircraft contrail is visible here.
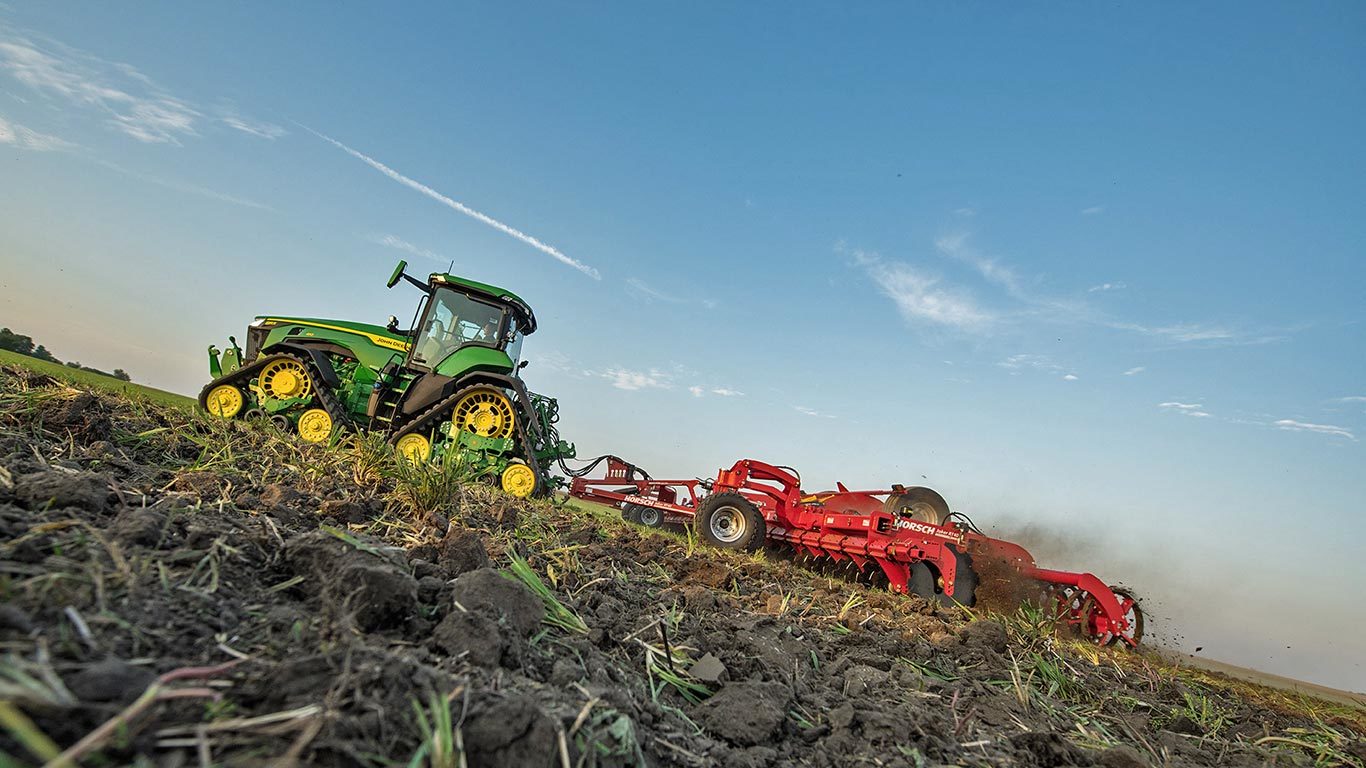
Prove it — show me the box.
[307,127,600,279]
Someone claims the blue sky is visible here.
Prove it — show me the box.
[2,3,1363,688]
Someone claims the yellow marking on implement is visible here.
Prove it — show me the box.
[260,318,411,351]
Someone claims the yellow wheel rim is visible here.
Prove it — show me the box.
[501,462,537,498]
[205,384,244,418]
[297,408,333,443]
[452,388,515,439]
[395,433,431,463]
[259,358,312,400]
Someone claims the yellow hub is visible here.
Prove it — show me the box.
[258,358,312,400]
[395,433,432,463]
[297,408,333,443]
[500,462,537,498]
[452,388,515,439]
[205,384,244,418]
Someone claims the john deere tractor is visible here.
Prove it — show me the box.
[198,260,575,497]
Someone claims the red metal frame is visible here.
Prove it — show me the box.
[570,457,1141,647]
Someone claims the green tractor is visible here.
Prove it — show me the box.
[198,260,576,497]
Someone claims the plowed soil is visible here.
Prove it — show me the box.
[1,363,1362,767]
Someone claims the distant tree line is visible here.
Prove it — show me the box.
[0,327,132,381]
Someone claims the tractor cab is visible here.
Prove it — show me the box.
[388,260,537,376]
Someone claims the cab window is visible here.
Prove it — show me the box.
[412,288,506,367]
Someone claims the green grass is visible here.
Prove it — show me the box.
[0,348,194,409]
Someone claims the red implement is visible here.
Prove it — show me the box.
[569,457,1143,647]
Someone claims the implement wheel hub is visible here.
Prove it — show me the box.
[297,408,333,443]
[395,433,432,463]
[501,462,537,498]
[709,505,747,543]
[453,388,515,439]
[205,385,244,418]
[259,359,311,400]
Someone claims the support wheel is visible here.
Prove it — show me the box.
[395,433,432,463]
[205,384,245,419]
[500,461,537,498]
[695,492,766,552]
[633,504,664,528]
[297,408,334,443]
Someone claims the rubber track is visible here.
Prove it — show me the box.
[390,383,549,493]
[198,352,351,430]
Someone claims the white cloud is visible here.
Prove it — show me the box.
[375,234,445,264]
[94,158,269,210]
[1088,282,1125,292]
[999,354,1063,374]
[953,207,977,217]
[794,405,835,419]
[1334,396,1366,403]
[687,385,743,398]
[1081,206,1105,215]
[307,127,600,279]
[1062,373,1078,381]
[935,233,1024,296]
[850,248,992,332]
[0,31,280,146]
[221,114,286,140]
[1159,402,1212,418]
[0,37,199,144]
[1123,366,1146,376]
[0,114,73,150]
[600,367,671,391]
[627,277,717,309]
[626,277,684,304]
[1273,420,1355,441]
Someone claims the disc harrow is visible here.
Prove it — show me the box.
[570,457,1143,647]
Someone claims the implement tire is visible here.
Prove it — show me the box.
[695,492,766,552]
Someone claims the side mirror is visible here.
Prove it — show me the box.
[385,315,400,332]
[517,360,530,371]
[387,260,408,289]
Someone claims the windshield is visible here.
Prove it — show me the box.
[411,287,507,367]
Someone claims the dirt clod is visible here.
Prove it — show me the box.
[0,605,34,634]
[15,470,109,512]
[432,610,506,667]
[1010,731,1087,767]
[440,529,491,575]
[464,697,557,768]
[698,681,790,746]
[449,567,543,636]
[110,507,166,546]
[960,618,1008,653]
[65,658,155,704]
[1097,745,1150,768]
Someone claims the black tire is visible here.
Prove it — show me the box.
[883,486,951,525]
[634,504,664,528]
[621,504,642,524]
[695,491,766,552]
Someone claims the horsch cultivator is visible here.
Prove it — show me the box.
[570,458,1143,647]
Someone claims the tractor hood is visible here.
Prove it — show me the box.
[248,316,412,371]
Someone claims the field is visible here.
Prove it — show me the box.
[0,349,194,409]
[0,357,1362,767]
